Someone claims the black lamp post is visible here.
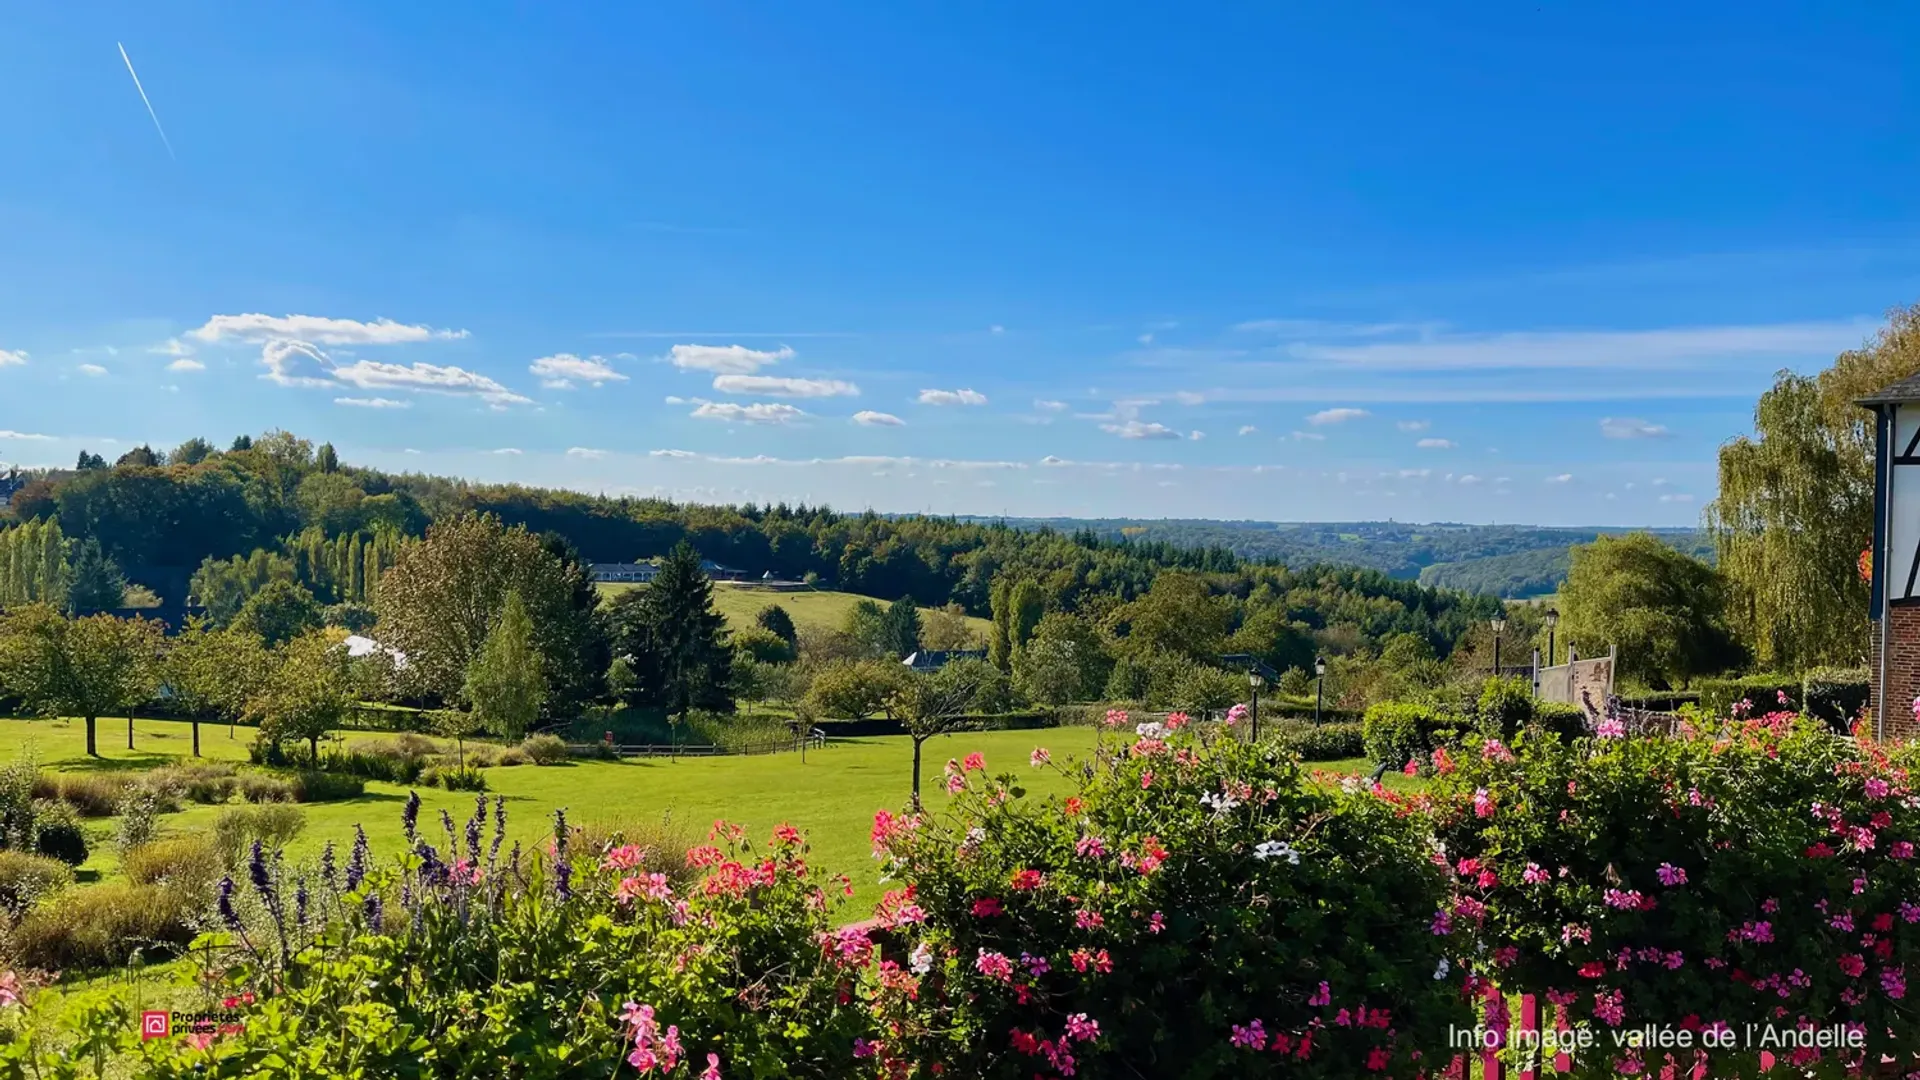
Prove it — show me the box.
[1544,608,1559,667]
[1313,656,1327,724]
[1491,616,1506,678]
[1247,669,1264,741]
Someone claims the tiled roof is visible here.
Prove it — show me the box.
[1857,372,1920,406]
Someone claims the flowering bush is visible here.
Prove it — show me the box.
[5,794,890,1078]
[878,715,1474,1078]
[1431,715,1920,1077]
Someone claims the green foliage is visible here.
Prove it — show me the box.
[883,722,1472,1077]
[1008,578,1045,656]
[246,631,352,759]
[1360,700,1474,765]
[1166,659,1242,713]
[321,600,376,632]
[425,763,489,791]
[1697,674,1802,718]
[754,602,798,645]
[520,732,571,765]
[0,605,164,755]
[231,578,323,647]
[730,625,797,665]
[32,801,89,865]
[988,576,1014,671]
[464,590,546,740]
[1272,719,1366,760]
[1802,665,1870,730]
[113,787,160,852]
[191,549,299,626]
[1013,612,1112,705]
[0,516,72,610]
[291,769,366,802]
[122,834,224,897]
[1705,307,1920,671]
[800,657,906,720]
[1527,700,1587,741]
[606,540,733,717]
[1111,571,1232,663]
[0,848,72,913]
[1558,532,1743,688]
[6,880,196,971]
[882,595,922,659]
[211,804,305,868]
[1474,675,1535,736]
[66,537,127,614]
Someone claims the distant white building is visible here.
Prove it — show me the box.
[341,634,409,669]
[591,563,659,583]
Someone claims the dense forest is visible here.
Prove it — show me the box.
[0,433,1504,672]
[978,517,1709,597]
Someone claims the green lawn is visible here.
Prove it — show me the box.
[1,716,1090,913]
[597,581,994,641]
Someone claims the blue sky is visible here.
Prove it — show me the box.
[2,2,1916,525]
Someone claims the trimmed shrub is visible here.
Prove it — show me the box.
[211,804,306,869]
[1802,665,1870,732]
[1697,674,1800,718]
[494,747,531,767]
[291,771,365,803]
[1277,720,1366,761]
[322,741,429,783]
[6,881,196,971]
[238,774,298,804]
[114,788,161,853]
[31,800,88,866]
[148,762,240,805]
[463,744,501,769]
[519,733,570,765]
[0,850,73,914]
[1360,700,1475,765]
[1527,700,1587,742]
[123,835,224,898]
[1475,675,1534,736]
[421,764,487,792]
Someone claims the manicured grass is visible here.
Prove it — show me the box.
[597,581,994,641]
[0,716,1090,913]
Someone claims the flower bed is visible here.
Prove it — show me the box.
[1428,714,1920,1077]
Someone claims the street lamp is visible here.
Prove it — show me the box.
[1247,669,1265,741]
[1313,656,1327,725]
[1543,608,1559,667]
[1490,616,1506,677]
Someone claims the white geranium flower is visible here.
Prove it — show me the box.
[1253,840,1300,864]
[909,942,934,975]
[1434,957,1450,980]
[1135,722,1166,738]
[1199,792,1241,817]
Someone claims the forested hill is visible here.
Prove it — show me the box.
[966,518,1711,598]
[0,434,1503,655]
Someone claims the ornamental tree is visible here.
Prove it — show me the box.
[0,605,162,757]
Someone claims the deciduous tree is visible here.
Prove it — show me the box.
[247,631,351,763]
[0,606,162,756]
[1559,533,1744,688]
[464,590,545,742]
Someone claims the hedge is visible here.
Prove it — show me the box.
[1696,674,1801,718]
[1801,665,1869,732]
[1360,701,1480,765]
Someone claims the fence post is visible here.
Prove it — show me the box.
[1482,983,1503,1079]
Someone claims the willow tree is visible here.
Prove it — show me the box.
[1707,304,1920,670]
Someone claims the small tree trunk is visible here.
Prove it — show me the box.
[128,712,135,750]
[311,733,321,765]
[192,720,201,757]
[85,714,97,757]
[910,736,924,809]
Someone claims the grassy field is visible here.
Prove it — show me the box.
[1,716,1088,913]
[597,581,994,641]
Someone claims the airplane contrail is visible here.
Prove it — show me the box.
[117,42,175,160]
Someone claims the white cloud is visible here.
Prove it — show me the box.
[0,430,53,440]
[190,314,468,345]
[1172,390,1206,405]
[1397,419,1431,432]
[1416,438,1456,449]
[1034,399,1068,412]
[148,338,194,358]
[1307,407,1369,425]
[990,325,1005,335]
[1659,492,1696,504]
[1599,417,1670,439]
[650,449,698,458]
[1290,320,1870,370]
[918,388,989,406]
[530,353,628,389]
[334,396,411,409]
[852,410,905,427]
[712,374,859,398]
[492,448,523,455]
[1040,455,1070,466]
[332,359,531,406]
[0,349,27,367]
[1139,332,1154,345]
[1290,430,1326,441]
[1101,419,1184,440]
[1651,477,1671,487]
[566,447,608,459]
[167,358,205,372]
[1189,430,1206,441]
[664,395,688,405]
[1456,474,1483,485]
[692,402,807,425]
[667,343,794,374]
[77,364,107,376]
[1546,473,1574,483]
[1238,425,1258,436]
